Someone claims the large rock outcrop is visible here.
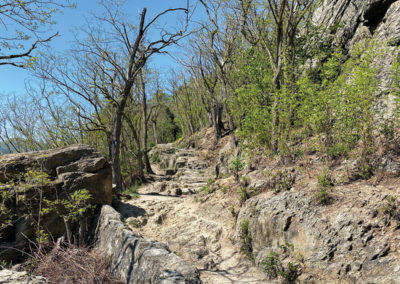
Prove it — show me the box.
[314,0,400,92]
[0,144,112,261]
[94,205,201,284]
[236,187,400,283]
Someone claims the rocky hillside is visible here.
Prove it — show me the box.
[117,126,400,283]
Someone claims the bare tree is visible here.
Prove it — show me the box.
[35,1,189,191]
[0,0,73,67]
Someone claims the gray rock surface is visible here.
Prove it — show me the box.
[315,0,400,94]
[0,144,112,261]
[237,189,400,283]
[0,269,48,284]
[94,204,201,284]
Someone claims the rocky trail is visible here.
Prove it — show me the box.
[119,144,268,284]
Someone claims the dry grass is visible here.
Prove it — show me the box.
[34,245,122,284]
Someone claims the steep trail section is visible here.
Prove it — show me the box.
[119,144,267,284]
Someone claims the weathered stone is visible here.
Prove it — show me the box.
[0,145,112,261]
[56,156,106,175]
[0,270,48,284]
[94,205,201,284]
[237,190,400,282]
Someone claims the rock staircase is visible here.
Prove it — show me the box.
[119,143,267,284]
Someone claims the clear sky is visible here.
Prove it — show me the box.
[0,0,201,95]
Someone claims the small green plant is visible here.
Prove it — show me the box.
[150,153,161,164]
[269,170,294,194]
[359,163,373,180]
[282,262,301,284]
[228,205,236,217]
[231,157,245,183]
[238,187,249,204]
[0,259,9,269]
[240,176,251,187]
[201,178,216,194]
[262,243,301,283]
[124,183,140,199]
[128,219,142,228]
[239,218,253,261]
[44,188,93,245]
[317,170,334,188]
[315,170,333,205]
[381,195,400,221]
[262,251,280,279]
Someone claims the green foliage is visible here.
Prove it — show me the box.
[150,153,161,164]
[123,183,140,199]
[239,218,253,261]
[315,170,333,205]
[266,170,295,194]
[0,184,13,236]
[231,157,245,183]
[390,49,400,129]
[44,189,93,223]
[228,205,236,217]
[229,34,382,162]
[261,243,301,283]
[240,176,251,187]
[201,178,216,194]
[359,163,373,180]
[381,195,400,221]
[237,187,249,204]
[263,251,280,279]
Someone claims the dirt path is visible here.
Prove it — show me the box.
[119,145,268,284]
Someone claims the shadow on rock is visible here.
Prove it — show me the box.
[118,202,147,218]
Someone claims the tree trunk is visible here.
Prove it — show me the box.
[222,83,237,147]
[141,73,154,175]
[124,115,145,183]
[212,99,224,140]
[110,107,123,192]
[152,120,158,145]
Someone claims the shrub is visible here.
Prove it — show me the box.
[238,187,249,204]
[240,176,251,187]
[262,251,280,279]
[201,178,216,194]
[261,243,301,284]
[381,195,400,221]
[315,170,333,205]
[239,218,253,261]
[231,157,245,183]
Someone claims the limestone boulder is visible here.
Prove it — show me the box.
[94,205,201,284]
[0,144,112,261]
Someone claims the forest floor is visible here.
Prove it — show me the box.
[119,145,268,284]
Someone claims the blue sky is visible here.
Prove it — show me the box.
[0,0,202,95]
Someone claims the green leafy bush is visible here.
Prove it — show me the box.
[231,157,245,183]
[261,243,301,283]
[239,218,253,261]
[315,170,333,205]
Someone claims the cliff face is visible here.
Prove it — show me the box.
[314,0,400,46]
[230,3,400,283]
[315,0,400,91]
